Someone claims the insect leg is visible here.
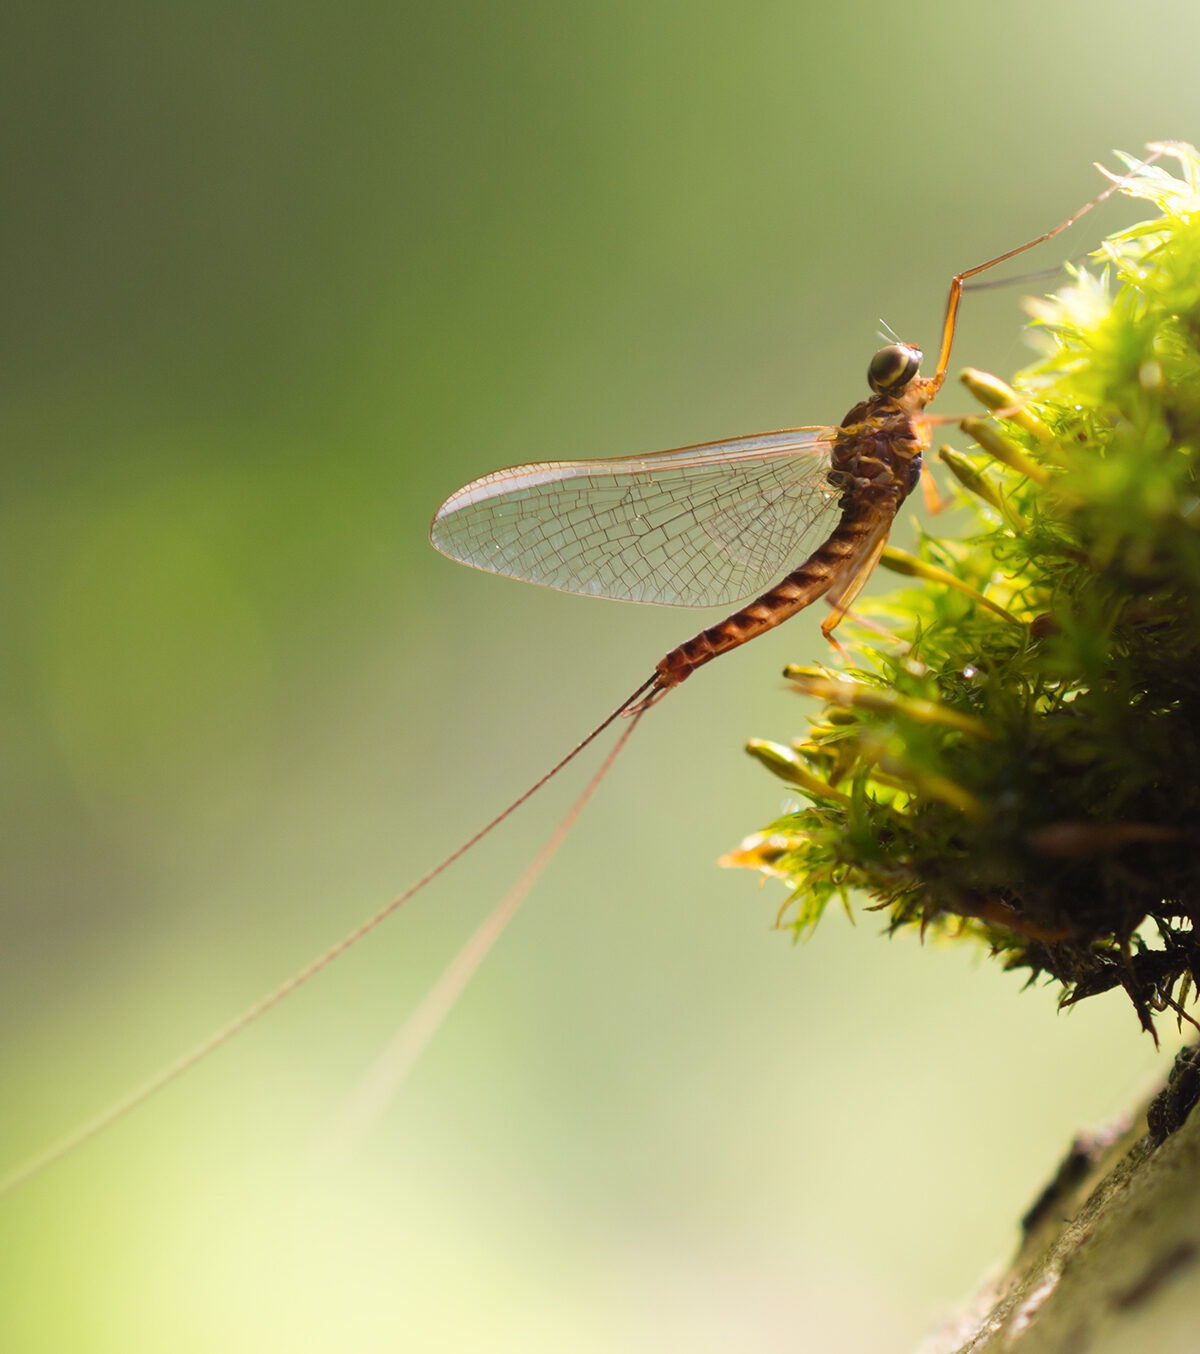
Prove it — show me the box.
[819,518,893,641]
[930,146,1169,390]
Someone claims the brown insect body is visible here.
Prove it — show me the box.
[651,371,935,695]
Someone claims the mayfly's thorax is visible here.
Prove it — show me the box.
[828,389,930,510]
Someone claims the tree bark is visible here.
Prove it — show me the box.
[920,1045,1200,1354]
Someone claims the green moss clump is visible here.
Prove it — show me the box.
[727,143,1200,1035]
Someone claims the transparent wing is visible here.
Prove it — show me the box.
[430,426,842,608]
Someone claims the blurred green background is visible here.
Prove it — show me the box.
[1,3,1196,1351]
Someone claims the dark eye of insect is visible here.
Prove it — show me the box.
[868,343,922,394]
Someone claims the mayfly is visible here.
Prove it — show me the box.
[0,148,1168,1193]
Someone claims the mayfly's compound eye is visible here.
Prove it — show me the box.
[867,343,922,394]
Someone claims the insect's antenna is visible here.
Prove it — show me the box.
[931,145,1169,390]
[327,703,648,1154]
[0,672,658,1199]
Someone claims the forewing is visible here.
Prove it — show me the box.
[430,428,841,608]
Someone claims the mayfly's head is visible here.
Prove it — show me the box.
[867,342,923,396]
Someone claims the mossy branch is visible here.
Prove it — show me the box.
[725,142,1200,1037]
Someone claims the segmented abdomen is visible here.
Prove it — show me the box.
[651,504,884,692]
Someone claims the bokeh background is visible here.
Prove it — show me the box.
[2,4,1197,1351]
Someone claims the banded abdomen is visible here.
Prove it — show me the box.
[649,498,894,695]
